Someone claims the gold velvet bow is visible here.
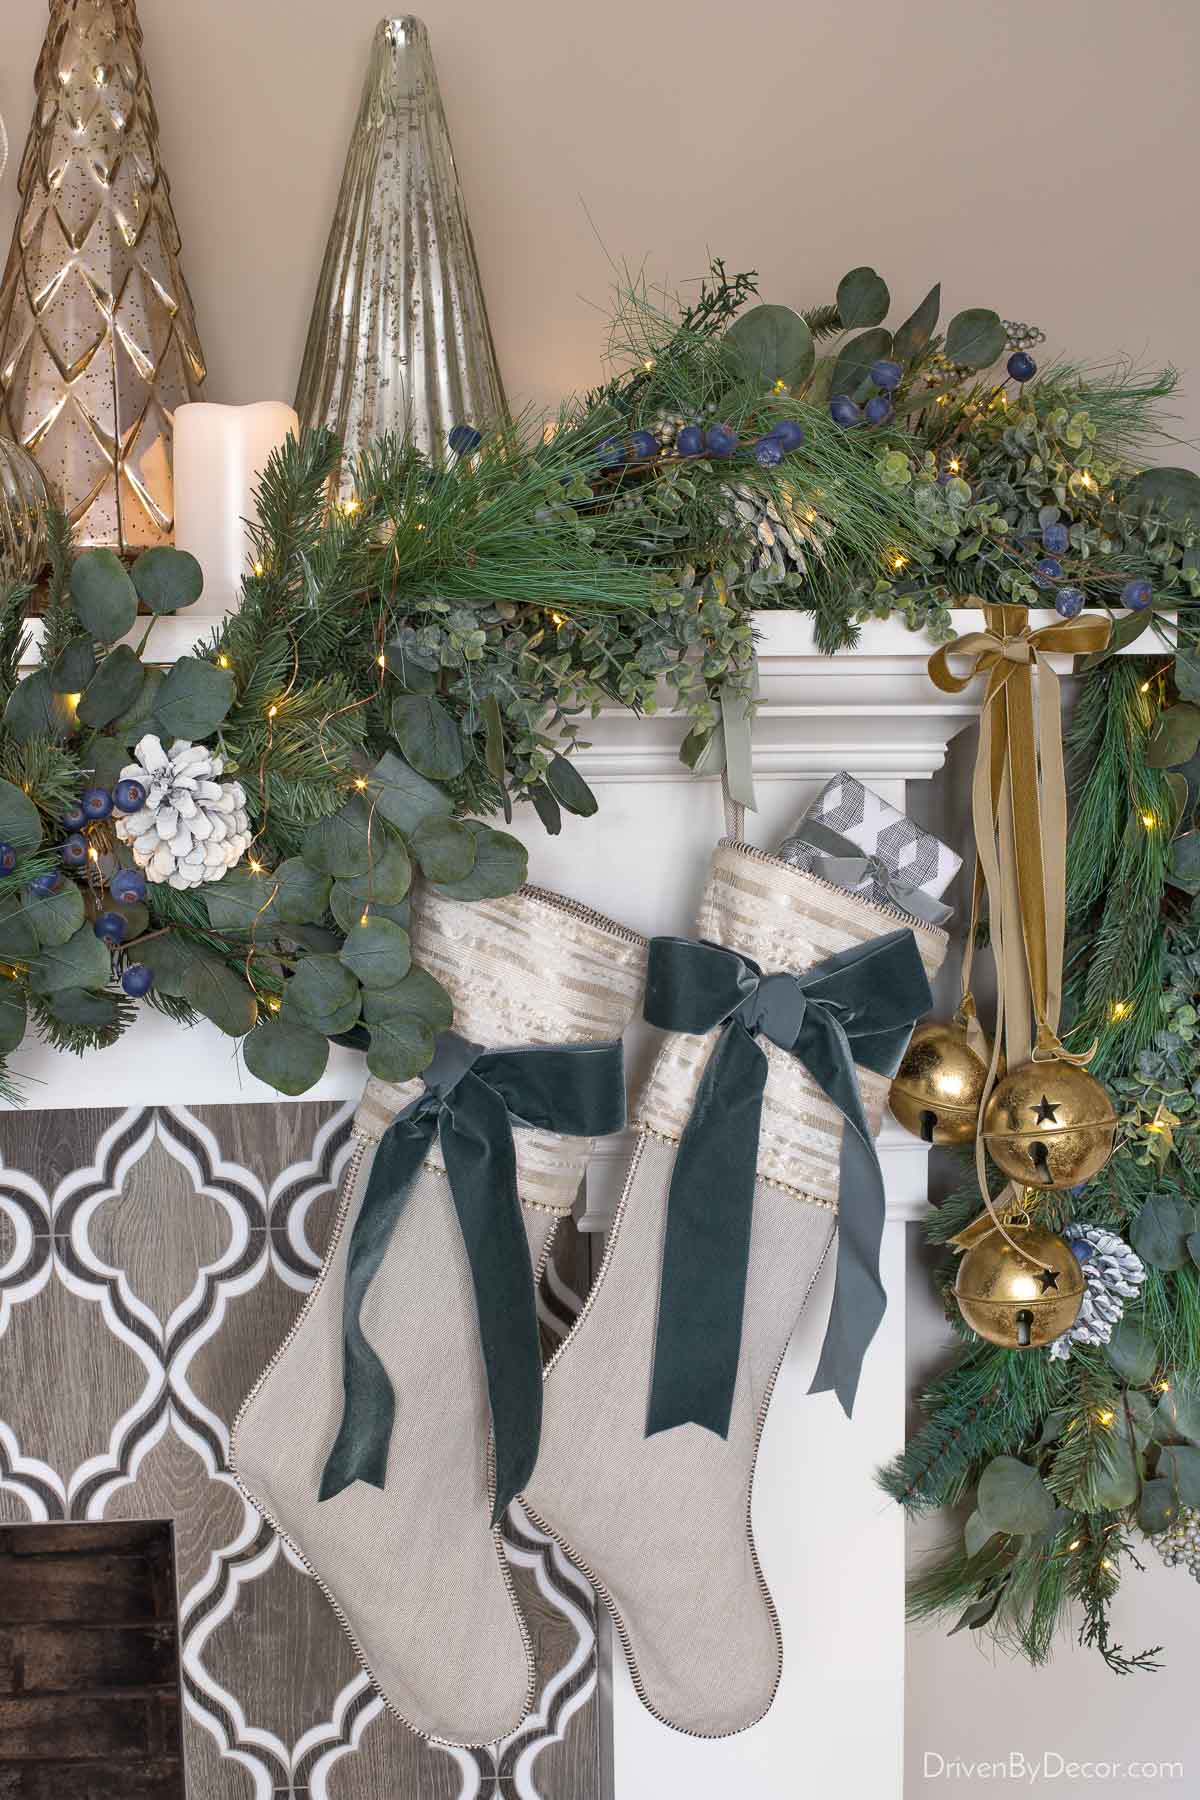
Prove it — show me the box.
[928,603,1112,1244]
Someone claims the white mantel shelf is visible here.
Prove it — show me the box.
[0,600,1153,1800]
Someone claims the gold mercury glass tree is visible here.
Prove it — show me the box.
[295,15,507,483]
[0,0,207,552]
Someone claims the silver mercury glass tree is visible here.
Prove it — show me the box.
[295,16,507,483]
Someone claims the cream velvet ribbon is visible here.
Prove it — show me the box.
[928,603,1112,1250]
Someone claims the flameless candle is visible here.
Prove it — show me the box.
[173,402,298,608]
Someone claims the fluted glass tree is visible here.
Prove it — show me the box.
[295,15,506,482]
[0,0,207,551]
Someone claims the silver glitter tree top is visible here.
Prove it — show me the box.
[295,16,506,484]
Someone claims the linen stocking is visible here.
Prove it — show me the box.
[232,884,645,1746]
[520,841,947,1737]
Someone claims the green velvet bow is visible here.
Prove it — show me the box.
[320,1030,627,1523]
[643,930,931,1435]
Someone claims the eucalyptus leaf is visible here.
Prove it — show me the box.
[1090,1432,1140,1509]
[1165,772,1190,836]
[0,894,38,961]
[835,268,890,329]
[1153,1383,1200,1445]
[302,796,374,879]
[410,815,477,883]
[482,694,506,787]
[274,858,333,926]
[180,952,258,1037]
[1125,466,1200,531]
[366,1011,436,1084]
[335,834,412,907]
[832,328,894,404]
[243,1017,329,1096]
[28,924,111,994]
[944,308,1008,370]
[0,983,26,1054]
[5,670,76,743]
[430,822,527,901]
[1146,703,1200,770]
[892,283,941,364]
[113,664,163,742]
[1168,832,1200,895]
[963,1509,999,1559]
[133,933,195,997]
[70,549,137,642]
[545,753,598,818]
[286,955,361,1035]
[49,636,96,695]
[977,1455,1055,1535]
[381,639,438,692]
[154,656,236,740]
[1175,653,1200,705]
[77,646,144,730]
[359,965,453,1031]
[1161,1444,1200,1507]
[24,880,84,949]
[130,546,204,614]
[1105,1316,1160,1383]
[329,883,411,936]
[949,1590,1003,1635]
[389,693,467,781]
[203,869,281,935]
[530,784,562,835]
[724,303,815,387]
[338,917,412,989]
[1131,1193,1197,1270]
[366,750,453,834]
[1138,1476,1177,1534]
[82,736,128,792]
[1113,1389,1155,1449]
[45,987,120,1030]
[1078,609,1152,670]
[0,780,41,853]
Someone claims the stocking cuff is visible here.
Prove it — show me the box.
[638,840,948,1204]
[356,883,647,1213]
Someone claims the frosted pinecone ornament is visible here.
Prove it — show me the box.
[1048,1223,1146,1360]
[113,735,251,889]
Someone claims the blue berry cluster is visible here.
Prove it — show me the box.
[671,416,807,465]
[830,358,902,428]
[41,783,158,999]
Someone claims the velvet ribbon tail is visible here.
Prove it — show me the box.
[319,1037,628,1522]
[643,931,932,1435]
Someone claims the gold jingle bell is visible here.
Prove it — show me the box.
[982,1057,1117,1189]
[955,1218,1085,1349]
[889,1019,991,1145]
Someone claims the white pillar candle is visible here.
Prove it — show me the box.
[173,401,299,610]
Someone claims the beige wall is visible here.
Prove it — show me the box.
[4,2,1200,1795]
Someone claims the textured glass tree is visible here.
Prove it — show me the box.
[0,0,207,551]
[296,16,506,480]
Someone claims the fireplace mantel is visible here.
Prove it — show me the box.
[0,605,1151,1800]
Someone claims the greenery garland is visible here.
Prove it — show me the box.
[4,254,1200,1673]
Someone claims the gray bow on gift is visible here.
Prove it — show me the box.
[782,818,952,925]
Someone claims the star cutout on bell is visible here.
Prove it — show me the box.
[1033,1094,1060,1125]
[1037,1267,1060,1293]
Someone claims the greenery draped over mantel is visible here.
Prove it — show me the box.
[2,256,1199,1670]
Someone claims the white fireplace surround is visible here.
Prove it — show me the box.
[2,606,1155,1798]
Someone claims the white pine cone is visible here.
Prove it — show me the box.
[112,734,252,891]
[1048,1222,1147,1361]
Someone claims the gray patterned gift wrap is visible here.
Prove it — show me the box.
[776,770,961,913]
